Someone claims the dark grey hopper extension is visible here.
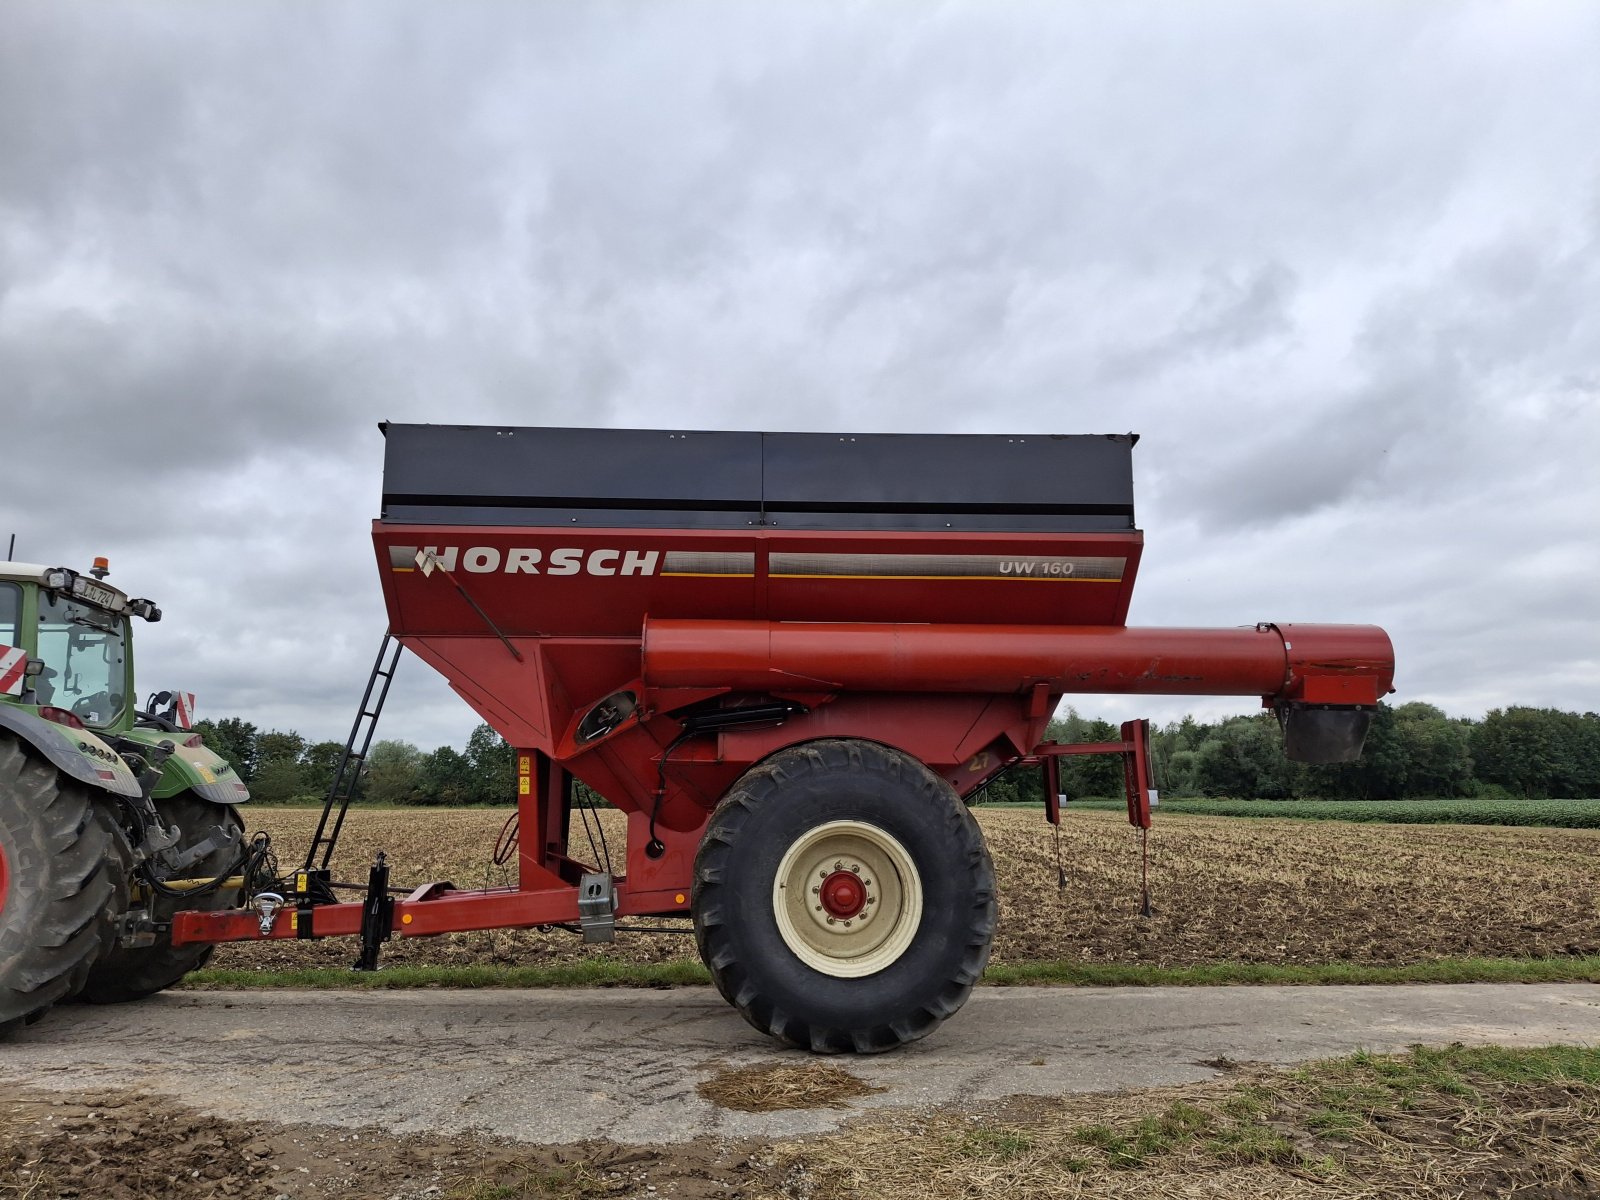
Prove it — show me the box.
[378,424,1138,534]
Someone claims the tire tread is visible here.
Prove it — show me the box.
[693,738,996,1054]
[0,735,124,1036]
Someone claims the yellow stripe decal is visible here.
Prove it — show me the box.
[769,573,1122,582]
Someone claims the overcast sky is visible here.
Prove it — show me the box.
[3,1,1597,752]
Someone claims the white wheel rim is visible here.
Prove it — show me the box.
[771,819,923,979]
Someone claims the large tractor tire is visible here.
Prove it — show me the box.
[0,735,127,1037]
[78,793,244,1004]
[693,738,996,1054]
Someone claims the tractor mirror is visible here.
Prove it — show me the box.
[150,689,197,730]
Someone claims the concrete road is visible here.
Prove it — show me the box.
[5,983,1599,1144]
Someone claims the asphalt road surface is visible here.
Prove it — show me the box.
[5,983,1599,1144]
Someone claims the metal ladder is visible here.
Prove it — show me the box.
[303,632,403,873]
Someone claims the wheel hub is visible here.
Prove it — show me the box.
[819,869,866,919]
[772,820,923,979]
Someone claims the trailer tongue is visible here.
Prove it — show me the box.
[175,425,1394,1052]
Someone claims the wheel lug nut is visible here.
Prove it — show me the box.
[812,886,820,894]
[826,917,836,925]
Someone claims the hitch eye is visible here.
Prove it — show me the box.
[577,690,638,745]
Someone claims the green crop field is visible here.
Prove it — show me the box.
[1042,796,1600,828]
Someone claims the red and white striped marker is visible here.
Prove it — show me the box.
[172,691,196,730]
[0,646,27,697]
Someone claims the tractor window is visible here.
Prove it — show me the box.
[0,583,18,649]
[35,591,128,728]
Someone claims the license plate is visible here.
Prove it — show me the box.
[74,579,120,609]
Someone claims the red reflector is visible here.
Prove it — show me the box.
[39,706,86,730]
[184,734,204,748]
[96,769,116,780]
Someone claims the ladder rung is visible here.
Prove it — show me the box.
[303,630,401,874]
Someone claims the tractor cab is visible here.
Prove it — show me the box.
[0,561,241,811]
[0,560,160,735]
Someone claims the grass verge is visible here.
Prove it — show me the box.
[181,954,1600,991]
[982,955,1600,987]
[773,1043,1600,1199]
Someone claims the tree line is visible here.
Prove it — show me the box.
[979,703,1600,804]
[193,702,1600,807]
[191,719,519,806]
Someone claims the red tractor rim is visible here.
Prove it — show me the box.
[819,869,866,919]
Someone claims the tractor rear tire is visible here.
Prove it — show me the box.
[0,735,127,1037]
[77,794,244,1004]
[692,738,996,1053]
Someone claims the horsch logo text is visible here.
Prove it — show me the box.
[414,547,660,576]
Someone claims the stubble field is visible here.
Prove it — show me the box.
[208,806,1600,975]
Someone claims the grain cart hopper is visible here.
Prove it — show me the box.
[173,426,1394,1053]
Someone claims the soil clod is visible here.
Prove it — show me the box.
[697,1062,886,1113]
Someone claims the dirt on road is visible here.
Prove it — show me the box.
[8,984,1600,1176]
[0,1083,772,1200]
[7,1046,1600,1200]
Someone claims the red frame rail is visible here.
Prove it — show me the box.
[173,725,1159,948]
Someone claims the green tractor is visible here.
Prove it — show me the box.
[0,558,250,1036]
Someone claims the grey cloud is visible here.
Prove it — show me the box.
[1099,262,1298,383]
[1157,207,1600,530]
[3,0,1599,743]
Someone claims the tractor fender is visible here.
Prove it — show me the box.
[0,706,142,799]
[117,727,252,806]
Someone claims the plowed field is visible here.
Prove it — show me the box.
[208,808,1600,974]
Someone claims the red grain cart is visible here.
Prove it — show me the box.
[177,426,1394,1052]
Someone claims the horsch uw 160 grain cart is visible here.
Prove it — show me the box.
[166,425,1394,1052]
